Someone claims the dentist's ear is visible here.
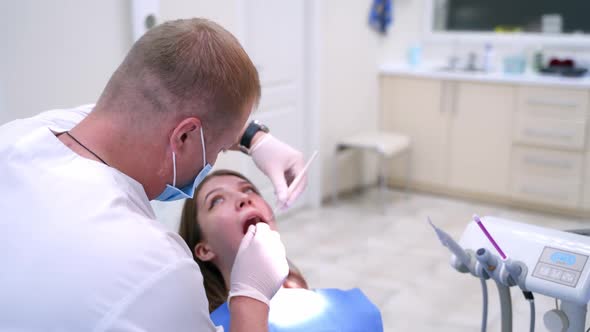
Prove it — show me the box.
[194,242,216,262]
[170,118,202,149]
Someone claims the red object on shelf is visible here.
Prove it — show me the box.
[562,59,575,68]
[548,57,575,68]
[549,58,561,67]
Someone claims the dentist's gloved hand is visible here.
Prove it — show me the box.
[250,134,306,208]
[229,223,289,306]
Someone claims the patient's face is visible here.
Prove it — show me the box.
[196,175,276,264]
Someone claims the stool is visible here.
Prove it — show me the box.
[332,131,411,208]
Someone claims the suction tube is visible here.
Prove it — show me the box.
[476,248,512,332]
[480,278,488,332]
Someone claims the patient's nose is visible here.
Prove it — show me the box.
[236,193,253,209]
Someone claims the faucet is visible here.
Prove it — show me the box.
[447,55,460,70]
[466,52,478,71]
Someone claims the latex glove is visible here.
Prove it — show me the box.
[228,223,289,306]
[250,134,306,208]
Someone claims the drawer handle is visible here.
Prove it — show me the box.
[521,185,568,201]
[523,156,573,170]
[523,128,573,141]
[527,98,579,109]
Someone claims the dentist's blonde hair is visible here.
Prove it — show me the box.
[97,18,260,132]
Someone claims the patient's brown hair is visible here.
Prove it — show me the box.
[179,169,308,312]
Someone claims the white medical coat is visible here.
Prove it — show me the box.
[0,105,221,332]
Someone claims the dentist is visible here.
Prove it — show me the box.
[0,18,303,332]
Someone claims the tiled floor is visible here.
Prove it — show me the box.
[278,189,590,331]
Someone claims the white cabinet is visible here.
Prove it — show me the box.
[514,86,589,151]
[448,82,514,196]
[511,146,583,208]
[380,76,448,186]
[381,73,590,214]
[381,77,514,196]
[510,87,589,209]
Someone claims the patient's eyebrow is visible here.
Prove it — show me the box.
[237,180,260,194]
[203,188,223,205]
[202,180,256,205]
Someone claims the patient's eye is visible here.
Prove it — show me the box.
[242,186,259,196]
[209,196,224,209]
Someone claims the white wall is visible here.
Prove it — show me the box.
[379,0,427,64]
[318,0,381,198]
[0,1,244,126]
[0,1,132,124]
[160,0,238,34]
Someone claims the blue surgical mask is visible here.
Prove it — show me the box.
[155,126,213,201]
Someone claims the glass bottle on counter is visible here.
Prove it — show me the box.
[482,43,495,73]
[533,46,544,73]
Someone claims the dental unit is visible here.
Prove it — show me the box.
[429,215,590,332]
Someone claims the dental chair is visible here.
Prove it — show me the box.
[210,288,383,332]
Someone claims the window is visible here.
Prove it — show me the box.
[433,0,590,35]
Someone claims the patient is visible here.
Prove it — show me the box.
[179,169,308,312]
[179,169,382,331]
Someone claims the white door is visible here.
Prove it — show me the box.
[236,0,309,212]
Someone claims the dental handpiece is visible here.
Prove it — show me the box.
[428,217,472,270]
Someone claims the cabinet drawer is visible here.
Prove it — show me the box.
[514,118,587,150]
[512,146,583,178]
[510,146,583,208]
[517,86,589,122]
[511,176,581,208]
[515,87,589,150]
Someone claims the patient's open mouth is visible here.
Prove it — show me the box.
[242,216,266,234]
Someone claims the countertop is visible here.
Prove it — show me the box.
[380,63,590,89]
